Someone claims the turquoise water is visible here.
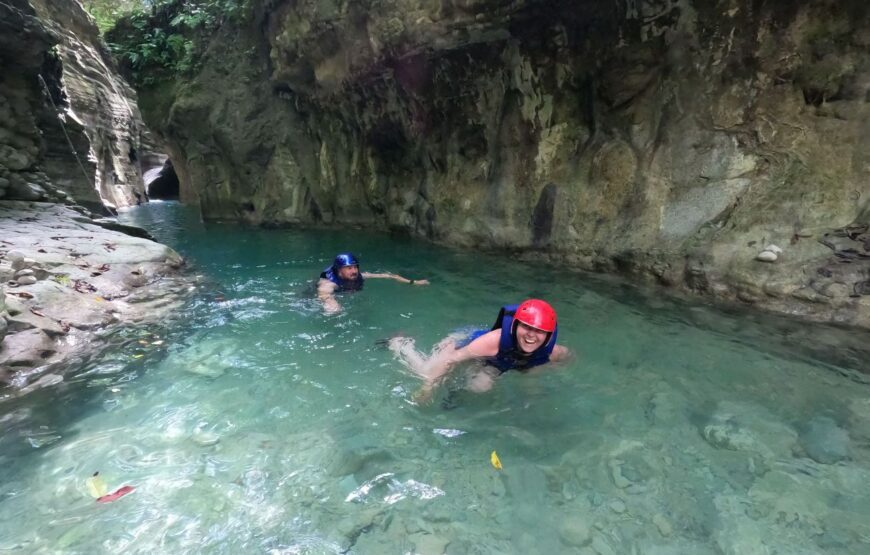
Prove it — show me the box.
[1,201,869,554]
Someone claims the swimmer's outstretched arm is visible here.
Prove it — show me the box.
[362,271,429,285]
[317,279,342,314]
[412,330,500,403]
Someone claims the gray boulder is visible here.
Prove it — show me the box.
[0,145,31,170]
[7,181,46,201]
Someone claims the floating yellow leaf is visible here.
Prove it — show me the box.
[490,450,503,470]
[132,354,144,359]
[138,340,149,345]
[85,472,108,499]
[93,296,105,302]
[152,340,164,346]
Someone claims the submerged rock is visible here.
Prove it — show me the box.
[0,202,191,390]
[408,532,449,555]
[184,363,226,379]
[799,416,850,464]
[652,513,673,537]
[701,401,798,459]
[755,250,778,262]
[848,398,870,443]
[191,430,221,447]
[608,499,627,514]
[558,515,592,547]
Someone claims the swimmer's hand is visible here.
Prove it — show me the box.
[322,298,342,314]
[412,279,429,286]
[412,381,436,405]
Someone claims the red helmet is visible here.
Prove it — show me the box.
[514,299,557,332]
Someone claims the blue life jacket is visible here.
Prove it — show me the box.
[460,305,558,373]
[320,266,364,292]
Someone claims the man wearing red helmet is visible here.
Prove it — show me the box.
[391,299,569,400]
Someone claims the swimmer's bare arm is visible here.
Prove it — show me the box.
[362,272,429,285]
[317,279,341,314]
[423,330,500,382]
[412,330,500,403]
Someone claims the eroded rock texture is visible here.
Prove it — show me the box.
[0,0,148,211]
[0,201,189,389]
[138,0,870,327]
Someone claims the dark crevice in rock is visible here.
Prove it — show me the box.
[145,158,179,199]
[532,182,557,247]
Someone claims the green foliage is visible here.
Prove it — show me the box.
[82,0,144,34]
[104,0,251,87]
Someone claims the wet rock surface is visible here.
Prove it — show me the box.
[0,201,192,393]
[0,0,153,212]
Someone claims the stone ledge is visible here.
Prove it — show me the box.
[0,201,197,396]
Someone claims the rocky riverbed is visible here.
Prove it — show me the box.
[0,201,194,395]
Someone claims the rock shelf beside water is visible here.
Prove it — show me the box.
[0,201,193,394]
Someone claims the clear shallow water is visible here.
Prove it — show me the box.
[1,202,869,554]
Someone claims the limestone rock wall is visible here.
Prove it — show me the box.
[138,0,870,327]
[0,0,149,211]
[0,0,65,204]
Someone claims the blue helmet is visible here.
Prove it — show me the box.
[333,253,359,269]
[321,252,364,291]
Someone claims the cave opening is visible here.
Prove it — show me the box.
[144,157,180,199]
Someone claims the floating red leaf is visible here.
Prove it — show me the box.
[96,485,135,503]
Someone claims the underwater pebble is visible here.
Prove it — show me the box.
[652,513,673,537]
[763,244,783,254]
[800,416,849,464]
[609,500,626,514]
[756,250,778,262]
[591,534,618,555]
[191,431,220,447]
[16,275,37,285]
[559,516,591,547]
[410,532,449,554]
[184,364,225,378]
[608,460,632,489]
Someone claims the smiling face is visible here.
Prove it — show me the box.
[337,264,360,281]
[514,321,549,353]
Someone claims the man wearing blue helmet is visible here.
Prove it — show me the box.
[317,252,429,313]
